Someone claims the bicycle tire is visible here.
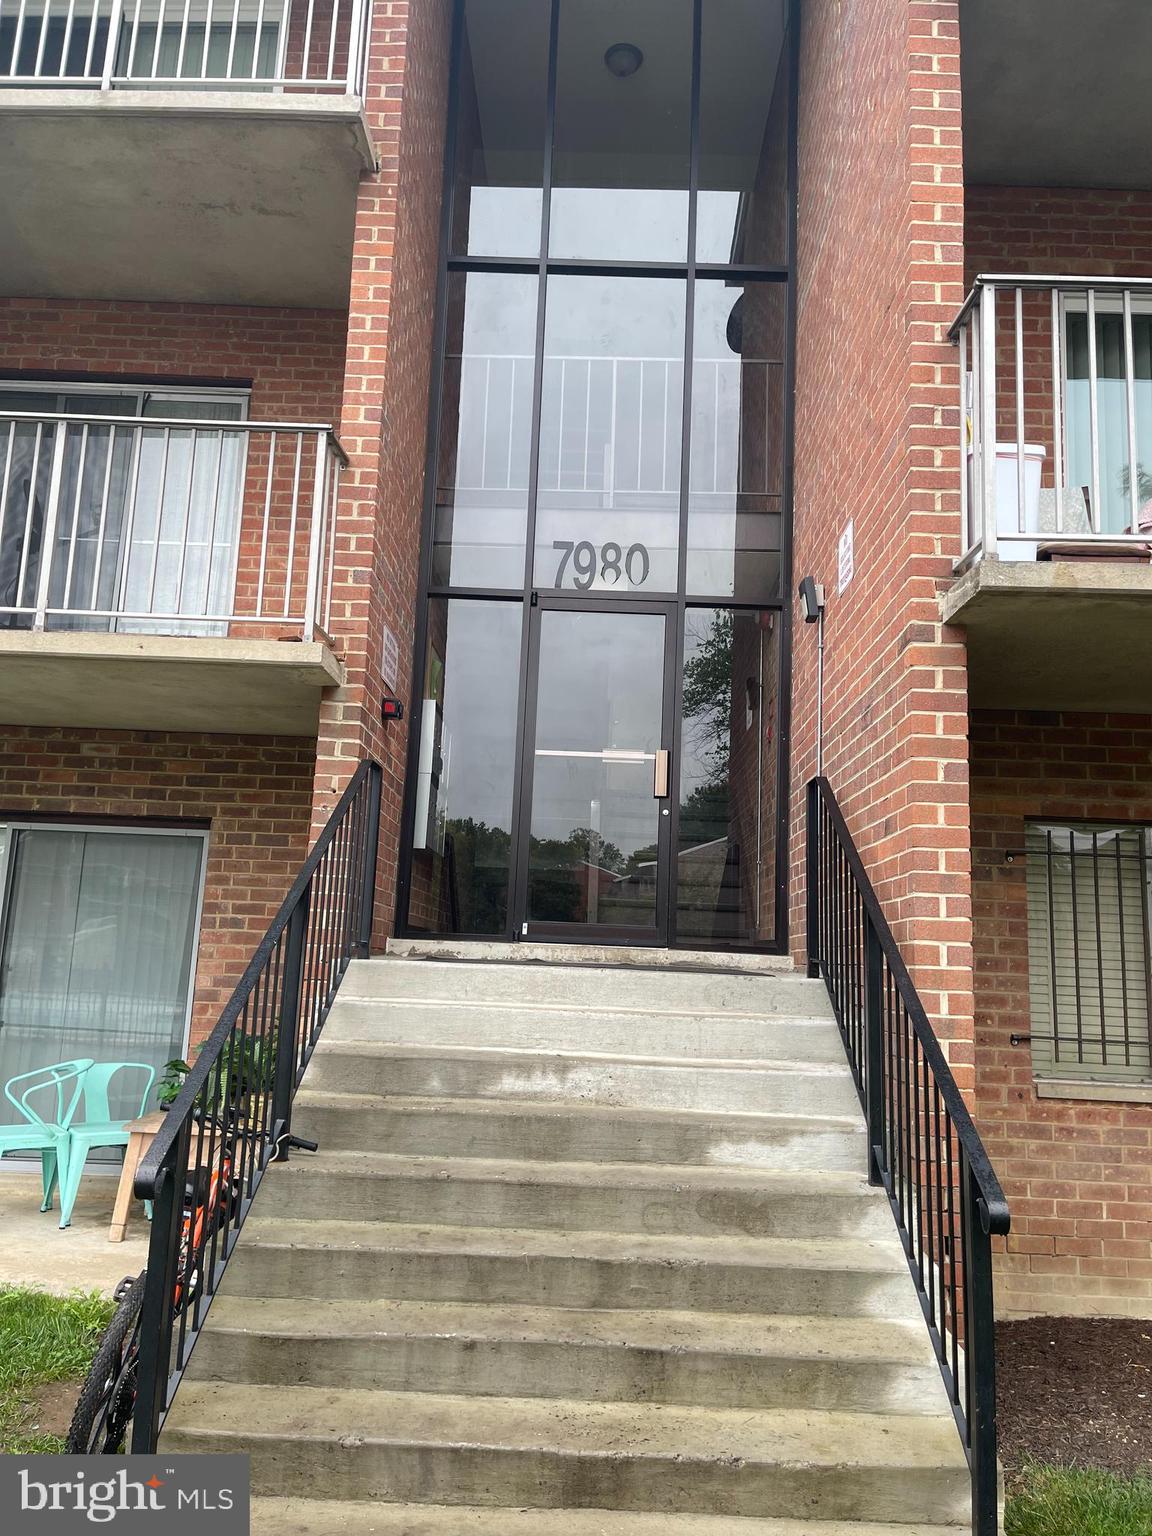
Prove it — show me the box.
[66,1270,147,1454]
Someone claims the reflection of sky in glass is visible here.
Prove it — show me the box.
[435,601,522,830]
[464,188,744,268]
[465,189,543,260]
[695,192,743,264]
[549,188,689,262]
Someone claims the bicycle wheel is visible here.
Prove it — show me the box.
[66,1271,147,1454]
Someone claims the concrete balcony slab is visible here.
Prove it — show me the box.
[943,558,1152,712]
[0,90,374,307]
[0,630,343,735]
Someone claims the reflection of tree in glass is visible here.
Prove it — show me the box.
[528,827,627,925]
[682,609,734,786]
[441,818,512,934]
[441,819,630,932]
[539,828,626,874]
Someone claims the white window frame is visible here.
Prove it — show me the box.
[0,819,210,1076]
[1059,291,1152,534]
[0,379,250,419]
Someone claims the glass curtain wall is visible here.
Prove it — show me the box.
[404,0,795,947]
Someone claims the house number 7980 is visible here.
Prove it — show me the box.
[553,540,650,590]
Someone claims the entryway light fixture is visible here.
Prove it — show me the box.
[604,42,644,78]
[798,577,827,777]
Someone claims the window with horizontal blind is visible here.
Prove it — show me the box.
[1025,822,1152,1083]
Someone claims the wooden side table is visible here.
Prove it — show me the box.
[109,1111,166,1242]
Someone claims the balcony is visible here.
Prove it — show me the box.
[945,277,1152,714]
[0,408,345,733]
[0,0,374,306]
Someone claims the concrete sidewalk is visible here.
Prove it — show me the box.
[0,1170,148,1295]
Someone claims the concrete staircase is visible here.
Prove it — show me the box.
[162,942,971,1534]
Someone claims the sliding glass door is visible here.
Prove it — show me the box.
[0,825,206,1142]
[0,385,246,634]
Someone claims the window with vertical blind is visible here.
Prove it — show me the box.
[0,822,207,1155]
[1025,822,1152,1083]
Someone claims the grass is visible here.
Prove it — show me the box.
[0,1286,114,1453]
[1005,1463,1152,1536]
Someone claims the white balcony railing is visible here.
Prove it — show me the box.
[951,276,1152,568]
[0,0,371,93]
[0,410,344,638]
[446,351,782,504]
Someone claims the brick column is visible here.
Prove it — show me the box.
[790,0,972,1079]
[311,0,454,945]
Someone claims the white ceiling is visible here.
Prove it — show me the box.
[462,0,786,188]
[961,0,1152,189]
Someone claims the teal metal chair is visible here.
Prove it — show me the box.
[55,1061,157,1230]
[1,1060,94,1213]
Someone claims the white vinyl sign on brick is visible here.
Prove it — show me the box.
[837,520,855,595]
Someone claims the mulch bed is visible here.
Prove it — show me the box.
[997,1317,1152,1480]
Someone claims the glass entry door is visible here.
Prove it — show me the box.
[519,602,674,941]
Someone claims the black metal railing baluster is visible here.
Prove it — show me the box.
[131,1118,188,1452]
[965,1164,1000,1532]
[273,885,310,1158]
[805,776,1009,1536]
[129,761,382,1453]
[815,797,824,976]
[1115,834,1132,1067]
[864,915,884,1185]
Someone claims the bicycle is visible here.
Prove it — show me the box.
[66,1116,315,1454]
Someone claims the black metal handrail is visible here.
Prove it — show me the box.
[806,776,1010,1536]
[130,760,382,1452]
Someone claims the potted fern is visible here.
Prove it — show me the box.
[156,1058,191,1111]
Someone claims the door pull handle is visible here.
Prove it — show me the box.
[653,748,670,799]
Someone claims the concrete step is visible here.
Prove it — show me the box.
[291,1091,866,1170]
[303,1043,861,1118]
[252,1500,968,1536]
[324,1000,845,1062]
[387,939,797,975]
[340,957,832,1019]
[162,1383,970,1524]
[189,1296,945,1415]
[222,1218,914,1317]
[255,1152,893,1240]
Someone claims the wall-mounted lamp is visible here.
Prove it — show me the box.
[798,576,827,775]
[798,576,825,624]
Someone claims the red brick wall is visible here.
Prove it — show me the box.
[312,0,453,944]
[966,186,1152,284]
[791,0,973,1069]
[0,299,347,419]
[971,708,1152,1317]
[0,727,315,1047]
